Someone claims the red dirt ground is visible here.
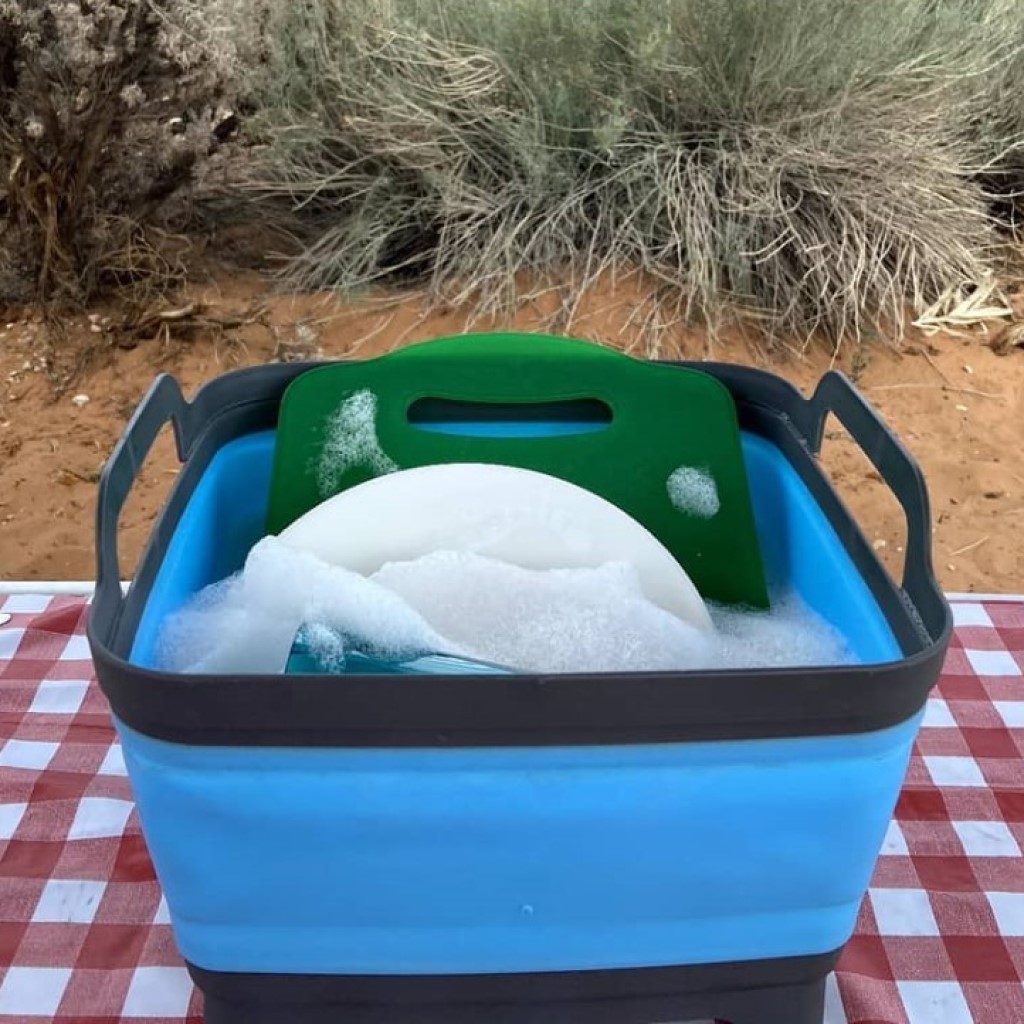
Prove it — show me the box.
[1,272,1022,592]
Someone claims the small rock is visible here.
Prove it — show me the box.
[949,497,959,505]
[948,563,956,572]
[295,322,318,345]
[964,364,974,374]
[71,394,90,408]
[873,539,887,550]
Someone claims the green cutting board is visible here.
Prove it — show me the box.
[266,332,768,608]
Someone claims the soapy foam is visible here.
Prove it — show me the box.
[156,537,455,674]
[374,551,716,673]
[157,539,853,675]
[315,390,398,497]
[706,594,849,669]
[296,621,349,671]
[667,465,720,518]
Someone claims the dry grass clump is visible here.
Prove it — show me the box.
[968,2,1024,232]
[3,0,1022,352]
[0,0,249,307]
[253,0,1024,347]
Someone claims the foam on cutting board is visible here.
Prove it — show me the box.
[667,465,720,518]
[315,390,398,497]
[157,539,853,675]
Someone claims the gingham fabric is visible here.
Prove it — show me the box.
[1,595,1023,1023]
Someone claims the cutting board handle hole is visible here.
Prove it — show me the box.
[406,397,612,438]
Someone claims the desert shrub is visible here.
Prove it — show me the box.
[0,0,252,306]
[253,0,1022,344]
[965,0,1024,232]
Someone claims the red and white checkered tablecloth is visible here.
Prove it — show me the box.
[1,594,1023,1023]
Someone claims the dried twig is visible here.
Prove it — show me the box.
[58,466,101,484]
[906,344,950,384]
[950,536,990,557]
[913,274,1014,335]
[345,311,399,356]
[866,383,1004,400]
[117,302,268,343]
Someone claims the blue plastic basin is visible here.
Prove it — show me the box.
[116,427,913,975]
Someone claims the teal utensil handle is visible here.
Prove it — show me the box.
[285,625,511,676]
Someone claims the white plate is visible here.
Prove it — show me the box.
[279,463,713,631]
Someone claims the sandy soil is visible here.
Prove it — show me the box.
[1,273,1022,592]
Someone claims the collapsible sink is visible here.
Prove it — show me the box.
[87,356,951,1024]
